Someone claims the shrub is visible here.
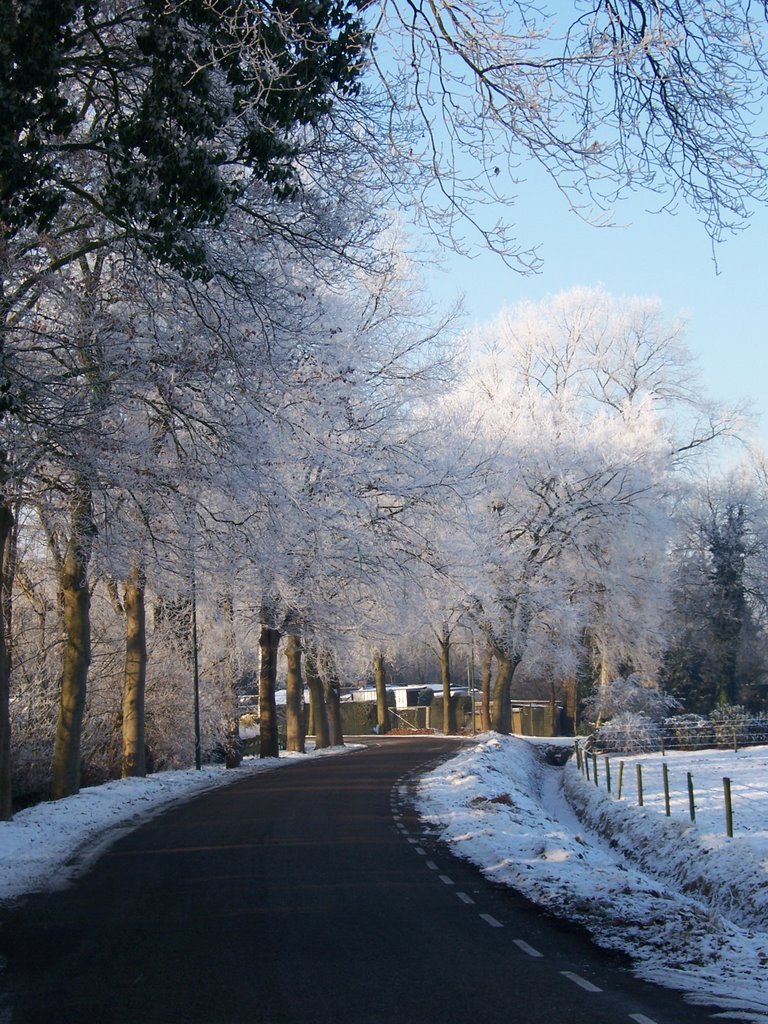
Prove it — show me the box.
[662,713,714,750]
[583,674,681,728]
[594,711,661,753]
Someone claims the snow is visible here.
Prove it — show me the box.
[0,746,357,904]
[416,735,768,1023]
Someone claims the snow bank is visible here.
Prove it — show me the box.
[564,756,768,933]
[417,734,768,1022]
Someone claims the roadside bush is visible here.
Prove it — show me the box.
[662,713,714,750]
[594,711,661,753]
[657,708,768,751]
[709,705,768,747]
[582,675,681,729]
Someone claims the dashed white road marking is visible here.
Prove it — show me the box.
[457,892,475,905]
[439,874,454,886]
[426,860,439,870]
[414,846,427,856]
[629,1015,659,1024]
[407,837,418,844]
[479,913,503,928]
[561,972,602,993]
[512,939,543,958]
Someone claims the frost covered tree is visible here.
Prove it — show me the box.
[4,0,768,814]
[454,288,733,733]
[0,0,372,815]
[0,0,367,272]
[362,0,768,261]
[583,673,681,726]
[221,232,458,746]
[584,674,682,751]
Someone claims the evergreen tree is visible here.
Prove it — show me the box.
[708,504,748,706]
[662,495,766,711]
[0,0,367,278]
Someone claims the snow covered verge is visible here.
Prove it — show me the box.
[0,745,358,904]
[416,734,768,1023]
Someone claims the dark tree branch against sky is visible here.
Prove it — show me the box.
[364,0,768,265]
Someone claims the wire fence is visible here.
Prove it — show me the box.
[574,742,743,837]
[590,714,768,756]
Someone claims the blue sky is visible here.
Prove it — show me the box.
[428,182,768,451]
[371,0,768,454]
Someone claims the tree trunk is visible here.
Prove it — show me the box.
[258,624,281,758]
[51,480,96,800]
[562,675,577,735]
[594,645,611,729]
[480,646,493,733]
[490,651,519,734]
[549,680,559,737]
[321,652,344,746]
[305,651,330,749]
[222,595,242,768]
[284,633,305,753]
[0,495,13,819]
[121,562,147,778]
[439,626,455,735]
[373,651,389,734]
[324,676,343,747]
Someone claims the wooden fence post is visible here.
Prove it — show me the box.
[617,760,624,800]
[723,777,734,837]
[663,762,671,816]
[687,772,696,822]
[636,763,644,807]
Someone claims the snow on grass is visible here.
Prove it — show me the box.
[417,734,768,1023]
[0,745,358,904]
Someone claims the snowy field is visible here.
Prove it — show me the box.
[416,735,768,1023]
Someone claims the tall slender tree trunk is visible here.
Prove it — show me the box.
[122,561,146,778]
[51,479,96,799]
[594,644,612,728]
[305,651,330,749]
[562,675,577,735]
[0,269,14,817]
[320,651,344,746]
[324,674,344,747]
[490,650,520,734]
[373,651,389,734]
[222,595,242,768]
[438,625,456,735]
[284,633,305,753]
[258,623,281,758]
[549,680,559,737]
[480,646,493,734]
[0,493,13,819]
[1,496,15,668]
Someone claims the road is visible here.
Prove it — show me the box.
[1,737,722,1023]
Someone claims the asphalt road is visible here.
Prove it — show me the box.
[0,737,724,1023]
